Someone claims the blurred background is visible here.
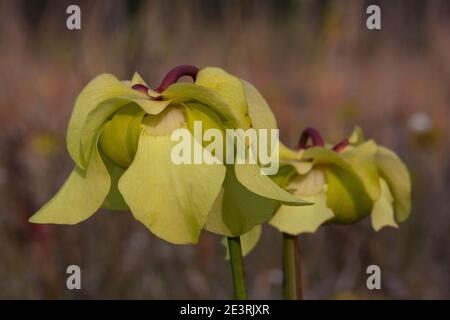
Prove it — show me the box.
[0,0,449,299]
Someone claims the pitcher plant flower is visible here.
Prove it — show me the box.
[248,126,411,299]
[271,126,411,234]
[29,65,310,299]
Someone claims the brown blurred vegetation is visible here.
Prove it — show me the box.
[0,0,449,299]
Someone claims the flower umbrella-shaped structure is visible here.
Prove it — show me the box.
[29,65,309,247]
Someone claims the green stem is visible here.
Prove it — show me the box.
[283,233,303,300]
[227,236,248,300]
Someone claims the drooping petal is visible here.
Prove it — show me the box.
[185,102,225,141]
[79,98,134,168]
[29,141,110,224]
[371,178,398,231]
[80,98,171,170]
[341,140,381,201]
[185,102,225,132]
[195,67,251,129]
[118,132,226,244]
[241,80,277,130]
[375,146,411,223]
[269,192,334,235]
[197,67,248,114]
[302,146,354,171]
[221,225,262,259]
[234,163,312,206]
[67,74,148,169]
[205,165,278,237]
[302,142,380,202]
[183,102,229,165]
[163,82,251,129]
[325,166,373,224]
[98,104,146,168]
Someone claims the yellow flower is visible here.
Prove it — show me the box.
[269,127,412,235]
[29,65,309,244]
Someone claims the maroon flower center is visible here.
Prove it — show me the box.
[155,65,199,93]
[297,127,325,150]
[297,127,350,152]
[131,65,199,95]
[332,139,349,152]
